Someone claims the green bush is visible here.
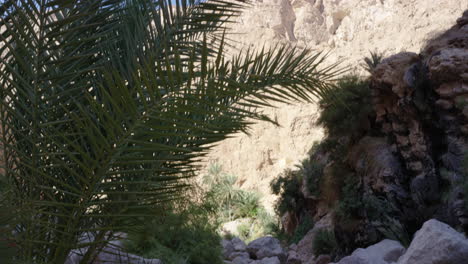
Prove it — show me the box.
[125,205,223,264]
[336,175,364,220]
[313,229,338,256]
[301,158,325,197]
[361,51,384,74]
[271,169,304,216]
[317,76,372,138]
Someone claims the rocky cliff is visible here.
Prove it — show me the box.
[204,0,468,210]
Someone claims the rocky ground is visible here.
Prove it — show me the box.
[222,219,468,264]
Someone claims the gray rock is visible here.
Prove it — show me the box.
[286,250,301,264]
[331,239,405,264]
[232,237,247,251]
[397,219,468,264]
[232,255,252,264]
[229,251,251,261]
[223,239,236,259]
[247,236,286,262]
[259,256,281,264]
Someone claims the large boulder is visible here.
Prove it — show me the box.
[222,239,236,259]
[247,237,286,262]
[331,239,405,264]
[397,219,468,264]
[295,214,333,264]
[232,237,248,252]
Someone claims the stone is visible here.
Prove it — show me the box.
[247,237,286,262]
[232,237,248,252]
[330,240,404,264]
[435,99,453,109]
[229,252,251,261]
[397,219,468,264]
[232,254,252,264]
[286,250,301,264]
[296,214,333,264]
[223,239,236,259]
[259,256,281,264]
[315,255,332,264]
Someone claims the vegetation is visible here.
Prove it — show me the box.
[361,51,384,74]
[317,76,373,139]
[0,0,338,262]
[271,169,305,216]
[312,229,338,256]
[125,199,223,264]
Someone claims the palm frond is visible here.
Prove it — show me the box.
[0,0,340,263]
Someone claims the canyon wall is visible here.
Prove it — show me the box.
[203,0,468,210]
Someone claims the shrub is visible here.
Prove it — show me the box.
[271,169,304,216]
[361,51,384,74]
[313,229,338,256]
[336,174,363,220]
[125,206,223,264]
[300,158,325,197]
[317,76,372,138]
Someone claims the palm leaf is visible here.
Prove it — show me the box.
[0,0,340,263]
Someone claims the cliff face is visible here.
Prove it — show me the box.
[205,0,468,210]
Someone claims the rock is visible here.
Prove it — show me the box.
[259,256,281,264]
[282,211,299,235]
[315,254,332,264]
[286,250,301,264]
[247,237,286,262]
[232,254,252,264]
[296,214,333,264]
[223,239,236,259]
[397,219,468,264]
[229,252,251,261]
[331,239,405,264]
[232,237,248,252]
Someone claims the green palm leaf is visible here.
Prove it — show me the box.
[0,0,340,263]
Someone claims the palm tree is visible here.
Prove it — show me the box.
[0,0,338,263]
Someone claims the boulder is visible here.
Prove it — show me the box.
[258,256,281,264]
[222,239,236,259]
[331,239,405,264]
[232,254,253,264]
[397,219,468,264]
[232,237,248,252]
[247,237,286,262]
[296,214,333,264]
[285,250,301,264]
[229,252,251,261]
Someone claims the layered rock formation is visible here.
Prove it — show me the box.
[205,0,468,210]
[274,10,468,263]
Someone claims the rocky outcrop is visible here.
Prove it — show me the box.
[330,239,405,264]
[397,219,468,264]
[370,10,468,230]
[332,219,468,264]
